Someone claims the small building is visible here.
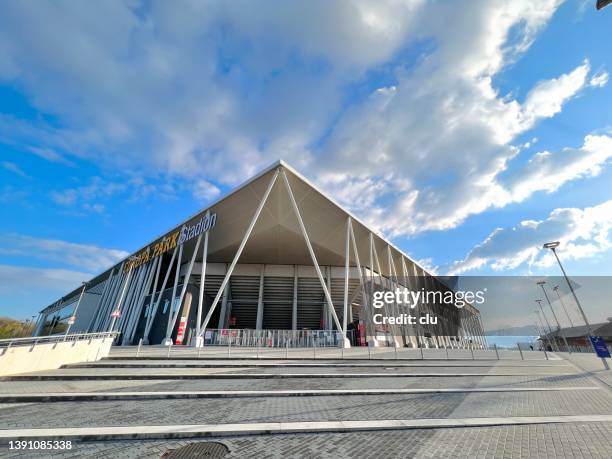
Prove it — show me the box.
[539,320,612,352]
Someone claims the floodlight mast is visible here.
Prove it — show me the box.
[543,241,609,370]
[535,301,558,352]
[537,280,571,352]
[553,285,574,328]
[534,311,554,352]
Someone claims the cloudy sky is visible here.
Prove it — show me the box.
[1,0,611,321]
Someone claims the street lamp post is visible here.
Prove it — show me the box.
[553,285,574,328]
[537,281,570,353]
[535,302,557,352]
[534,312,554,352]
[543,241,609,370]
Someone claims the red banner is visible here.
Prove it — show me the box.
[176,317,187,345]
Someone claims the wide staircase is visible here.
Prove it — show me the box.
[0,347,611,457]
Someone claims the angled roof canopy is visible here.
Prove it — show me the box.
[43,160,438,311]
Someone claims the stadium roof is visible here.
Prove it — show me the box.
[41,160,452,313]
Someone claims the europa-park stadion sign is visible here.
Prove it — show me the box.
[123,212,217,273]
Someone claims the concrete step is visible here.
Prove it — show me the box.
[3,415,612,442]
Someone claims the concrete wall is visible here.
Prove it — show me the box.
[0,336,113,376]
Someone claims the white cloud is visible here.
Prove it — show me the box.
[0,264,92,295]
[49,177,126,212]
[1,161,30,178]
[0,234,128,272]
[522,60,590,121]
[446,199,612,275]
[505,134,612,202]
[28,146,73,165]
[0,0,609,239]
[192,180,221,203]
[590,70,609,88]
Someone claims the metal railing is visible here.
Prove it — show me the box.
[0,332,118,354]
[199,329,347,348]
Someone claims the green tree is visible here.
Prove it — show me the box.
[0,317,33,339]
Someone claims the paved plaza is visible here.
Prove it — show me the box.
[0,347,611,458]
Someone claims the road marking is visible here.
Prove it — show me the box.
[2,415,612,442]
[0,386,599,402]
[0,372,577,381]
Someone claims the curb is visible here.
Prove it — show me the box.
[2,415,612,443]
[0,386,598,403]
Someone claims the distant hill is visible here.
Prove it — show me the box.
[485,325,539,336]
[0,317,32,339]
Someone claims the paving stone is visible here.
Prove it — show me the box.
[1,389,612,429]
[4,423,612,458]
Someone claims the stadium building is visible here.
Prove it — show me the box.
[33,161,486,348]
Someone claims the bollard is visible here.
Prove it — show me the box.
[445,346,449,360]
[395,345,398,360]
[420,346,424,360]
[543,347,549,360]
[494,343,500,360]
[167,343,172,358]
[197,345,202,358]
[228,338,231,357]
[257,340,260,359]
[136,338,142,357]
[518,343,524,360]
[313,340,316,359]
[342,345,344,359]
[286,341,289,359]
[368,342,371,360]
[470,344,475,360]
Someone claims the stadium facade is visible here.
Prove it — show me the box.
[33,161,486,348]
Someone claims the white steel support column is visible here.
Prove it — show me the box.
[167,233,202,338]
[479,316,488,347]
[100,268,125,332]
[104,264,127,331]
[326,266,332,330]
[348,218,370,346]
[121,262,152,343]
[218,277,230,329]
[95,268,118,331]
[386,245,399,346]
[127,256,160,345]
[123,261,153,337]
[292,265,298,331]
[141,256,162,344]
[144,246,178,344]
[163,242,184,344]
[256,264,265,330]
[87,270,113,332]
[388,247,403,347]
[281,169,347,346]
[400,257,417,347]
[109,265,134,332]
[141,253,163,337]
[65,282,87,336]
[469,315,478,348]
[199,169,279,337]
[119,264,146,335]
[343,217,350,334]
[371,237,384,292]
[195,213,210,346]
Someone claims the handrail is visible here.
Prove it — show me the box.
[0,331,118,349]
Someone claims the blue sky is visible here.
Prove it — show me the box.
[1,0,611,323]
